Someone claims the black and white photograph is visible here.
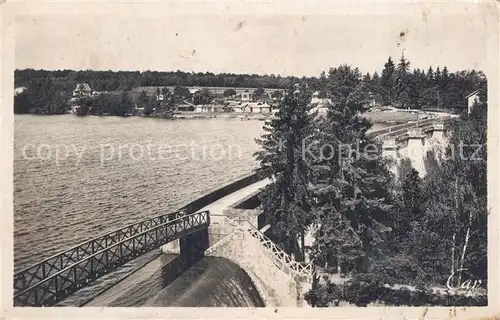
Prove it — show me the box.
[1,1,498,319]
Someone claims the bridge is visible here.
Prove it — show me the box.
[13,211,210,306]
[13,114,454,307]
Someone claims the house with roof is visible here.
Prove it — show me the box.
[309,91,331,117]
[72,83,92,98]
[241,102,271,113]
[235,91,252,102]
[465,89,484,114]
[232,104,245,113]
[194,104,226,113]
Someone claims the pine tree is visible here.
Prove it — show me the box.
[434,67,442,108]
[138,90,149,110]
[144,95,157,116]
[371,71,381,103]
[114,90,133,116]
[394,54,411,109]
[427,66,434,83]
[254,84,316,260]
[92,93,107,115]
[422,66,438,108]
[309,65,395,273]
[380,57,396,106]
[398,160,423,236]
[409,68,429,109]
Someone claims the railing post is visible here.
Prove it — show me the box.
[34,287,38,306]
[54,274,59,294]
[73,265,78,288]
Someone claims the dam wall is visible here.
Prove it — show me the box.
[178,172,260,214]
[206,230,300,307]
[382,123,449,177]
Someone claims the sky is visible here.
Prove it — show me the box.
[14,2,494,77]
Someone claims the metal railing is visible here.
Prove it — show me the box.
[211,215,314,283]
[367,115,454,140]
[13,210,210,307]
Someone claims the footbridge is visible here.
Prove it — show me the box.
[13,114,454,307]
[13,210,211,306]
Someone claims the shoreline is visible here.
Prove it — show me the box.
[172,112,270,121]
[15,112,413,126]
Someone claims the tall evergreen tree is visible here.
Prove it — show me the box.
[137,90,149,112]
[254,84,316,260]
[113,90,133,116]
[394,54,411,109]
[91,93,107,115]
[396,159,423,238]
[427,66,434,82]
[380,57,396,106]
[309,65,395,273]
[144,95,157,116]
[370,71,381,103]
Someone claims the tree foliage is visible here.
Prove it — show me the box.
[14,77,68,114]
[254,84,316,259]
[308,65,395,274]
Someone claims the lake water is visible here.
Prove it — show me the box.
[14,115,264,271]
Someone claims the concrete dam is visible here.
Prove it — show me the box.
[83,255,267,307]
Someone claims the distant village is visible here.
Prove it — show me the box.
[13,65,485,118]
[66,82,336,117]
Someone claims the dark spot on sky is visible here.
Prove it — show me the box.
[191,49,196,56]
[274,308,278,313]
[422,10,428,23]
[176,33,179,36]
[234,21,246,31]
[397,29,409,47]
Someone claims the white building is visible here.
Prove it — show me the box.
[237,92,252,102]
[241,102,271,113]
[466,89,483,114]
[309,91,331,117]
[195,104,225,112]
[72,83,92,98]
